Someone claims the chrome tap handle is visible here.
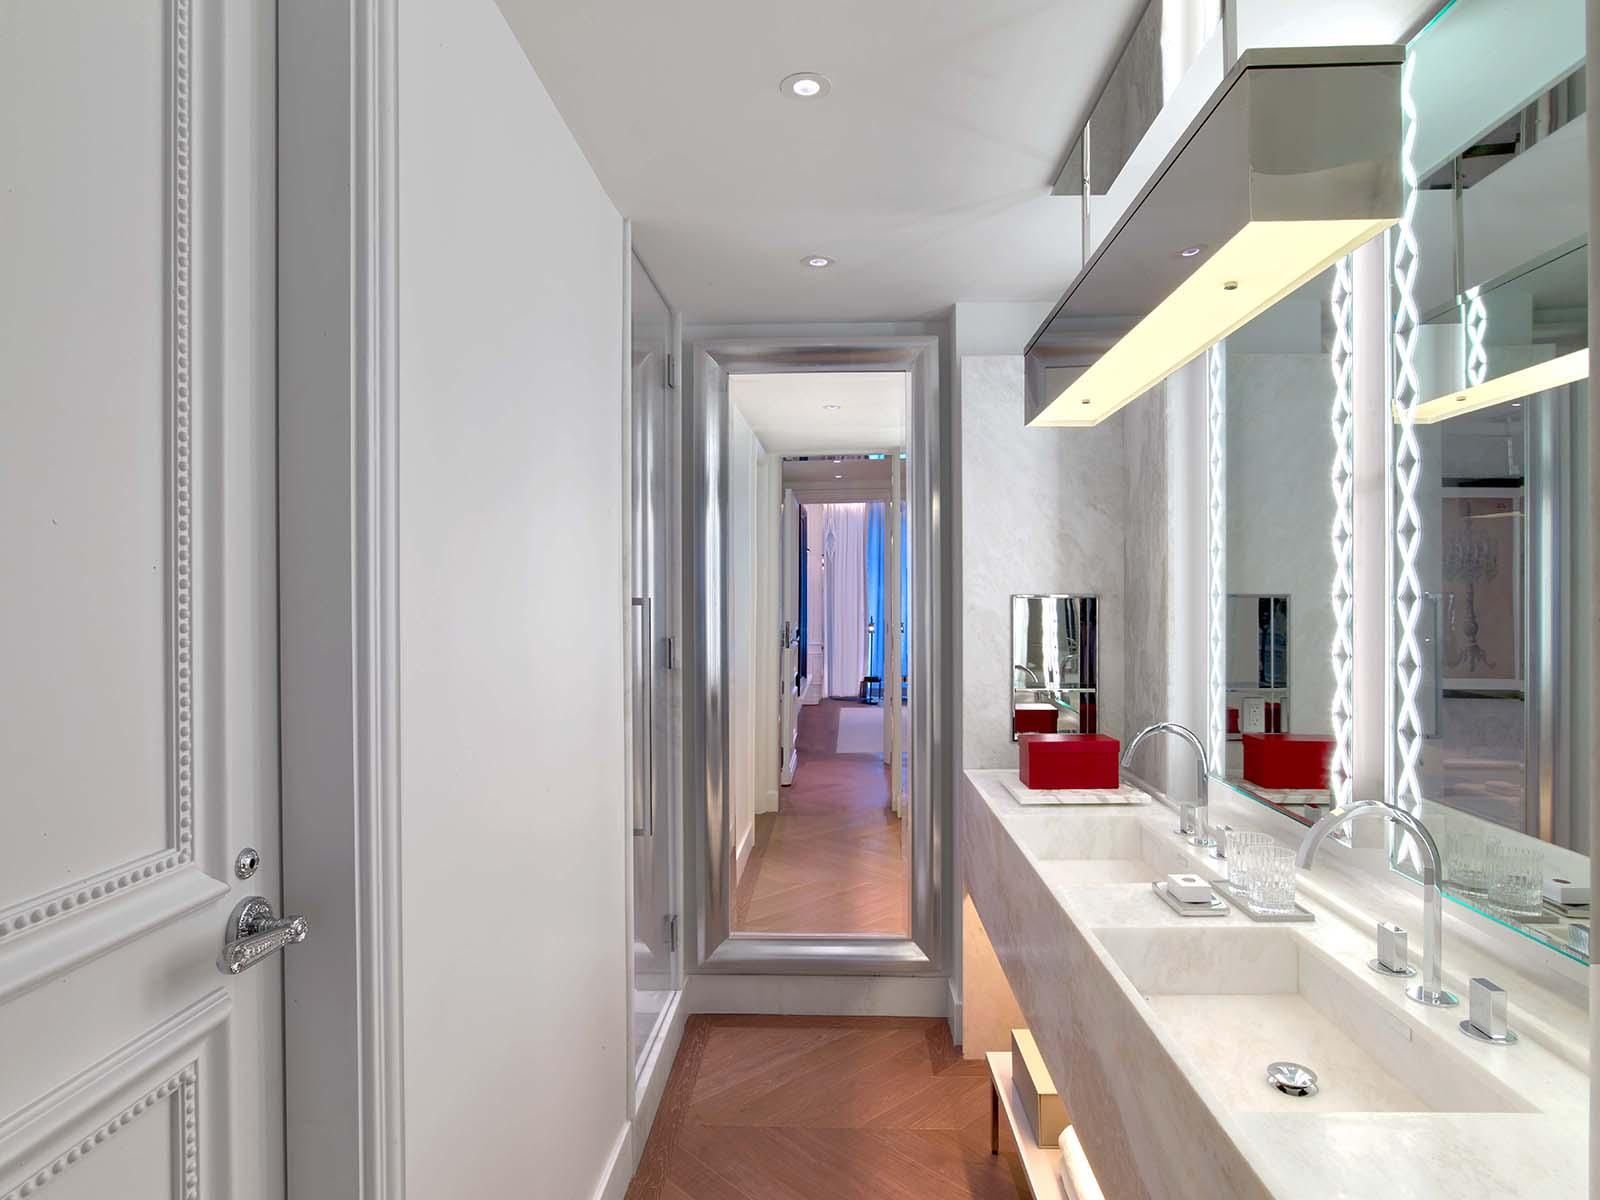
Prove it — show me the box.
[218,896,309,976]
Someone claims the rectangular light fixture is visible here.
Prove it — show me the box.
[1026,47,1403,428]
[1408,348,1589,424]
[1037,219,1390,426]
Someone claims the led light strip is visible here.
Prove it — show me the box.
[1465,288,1488,390]
[1391,52,1426,851]
[1329,256,1356,809]
[1207,342,1227,773]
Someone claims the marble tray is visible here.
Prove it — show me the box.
[1000,774,1150,808]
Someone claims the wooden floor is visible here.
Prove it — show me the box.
[733,700,908,935]
[625,1015,1029,1200]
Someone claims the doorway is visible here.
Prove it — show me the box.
[732,447,911,936]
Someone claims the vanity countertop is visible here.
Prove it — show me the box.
[961,768,1588,1200]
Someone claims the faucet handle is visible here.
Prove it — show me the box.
[1369,921,1416,977]
[1459,977,1518,1045]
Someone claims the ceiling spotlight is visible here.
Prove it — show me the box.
[1222,280,1239,291]
[1180,245,1203,258]
[823,403,842,411]
[832,457,842,463]
[805,255,834,269]
[834,474,843,479]
[781,72,831,99]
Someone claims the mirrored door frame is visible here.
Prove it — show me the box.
[684,336,947,975]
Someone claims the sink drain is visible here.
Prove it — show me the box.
[1265,1061,1318,1097]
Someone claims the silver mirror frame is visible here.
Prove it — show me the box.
[683,336,947,975]
[1206,258,1359,814]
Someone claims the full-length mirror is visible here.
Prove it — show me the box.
[1010,595,1099,740]
[1390,0,1590,963]
[1210,268,1350,825]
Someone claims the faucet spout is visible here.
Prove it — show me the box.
[1297,801,1457,1008]
[1121,722,1213,847]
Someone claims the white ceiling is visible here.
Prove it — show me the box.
[782,455,894,497]
[730,371,905,455]
[496,1,1142,323]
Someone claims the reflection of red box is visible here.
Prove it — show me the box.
[1013,706,1057,736]
[1019,733,1121,790]
[1241,734,1333,790]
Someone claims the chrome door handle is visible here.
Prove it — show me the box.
[218,895,309,976]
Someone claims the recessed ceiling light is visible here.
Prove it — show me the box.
[834,474,843,479]
[832,457,842,463]
[1180,245,1204,258]
[1222,280,1239,291]
[781,72,830,99]
[805,255,834,269]
[823,403,841,411]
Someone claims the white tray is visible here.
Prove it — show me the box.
[1001,774,1150,808]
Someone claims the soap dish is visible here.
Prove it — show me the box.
[1213,879,1315,924]
[1151,880,1229,917]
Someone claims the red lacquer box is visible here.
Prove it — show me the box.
[1013,706,1058,736]
[1241,733,1334,790]
[1019,733,1121,790]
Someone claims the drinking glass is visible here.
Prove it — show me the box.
[1251,846,1299,914]
[1487,844,1543,918]
[1447,831,1492,898]
[1226,830,1273,893]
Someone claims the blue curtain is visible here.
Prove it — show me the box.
[865,503,886,680]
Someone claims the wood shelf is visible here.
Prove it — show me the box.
[985,1052,1105,1200]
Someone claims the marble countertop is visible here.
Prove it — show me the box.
[961,768,1588,1200]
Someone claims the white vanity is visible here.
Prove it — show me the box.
[961,770,1588,1199]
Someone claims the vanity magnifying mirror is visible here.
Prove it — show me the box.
[1389,0,1590,964]
[1010,594,1099,741]
[1207,267,1355,826]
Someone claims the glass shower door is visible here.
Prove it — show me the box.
[629,254,679,1073]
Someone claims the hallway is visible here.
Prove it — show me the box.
[625,1016,1028,1200]
[734,700,908,935]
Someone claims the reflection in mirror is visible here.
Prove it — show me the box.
[1392,0,1590,964]
[1010,595,1098,741]
[1212,269,1345,826]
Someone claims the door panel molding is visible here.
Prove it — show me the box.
[0,0,196,945]
[0,988,227,1199]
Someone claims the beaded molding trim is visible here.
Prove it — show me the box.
[0,0,195,942]
[1,1065,198,1200]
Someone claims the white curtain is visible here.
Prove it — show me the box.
[820,503,869,698]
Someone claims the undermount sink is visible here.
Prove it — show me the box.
[1095,925,1532,1116]
[1011,809,1189,884]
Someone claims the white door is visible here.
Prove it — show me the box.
[0,2,285,1197]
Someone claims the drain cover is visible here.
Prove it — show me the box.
[1265,1061,1318,1097]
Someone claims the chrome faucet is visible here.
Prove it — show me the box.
[1297,801,1458,1008]
[1013,663,1043,688]
[1121,722,1213,847]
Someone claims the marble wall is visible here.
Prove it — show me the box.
[958,356,1129,768]
[1118,386,1172,790]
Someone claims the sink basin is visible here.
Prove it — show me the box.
[1095,926,1532,1115]
[1009,810,1190,884]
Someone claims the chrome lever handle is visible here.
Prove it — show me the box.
[218,895,309,976]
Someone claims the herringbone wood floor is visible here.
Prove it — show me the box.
[733,700,908,935]
[625,1016,1029,1200]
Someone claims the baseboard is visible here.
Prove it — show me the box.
[591,1120,633,1200]
[735,824,754,878]
[780,747,798,786]
[687,973,950,1019]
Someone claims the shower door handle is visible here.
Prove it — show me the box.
[631,596,655,837]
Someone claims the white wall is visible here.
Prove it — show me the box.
[396,3,628,1197]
